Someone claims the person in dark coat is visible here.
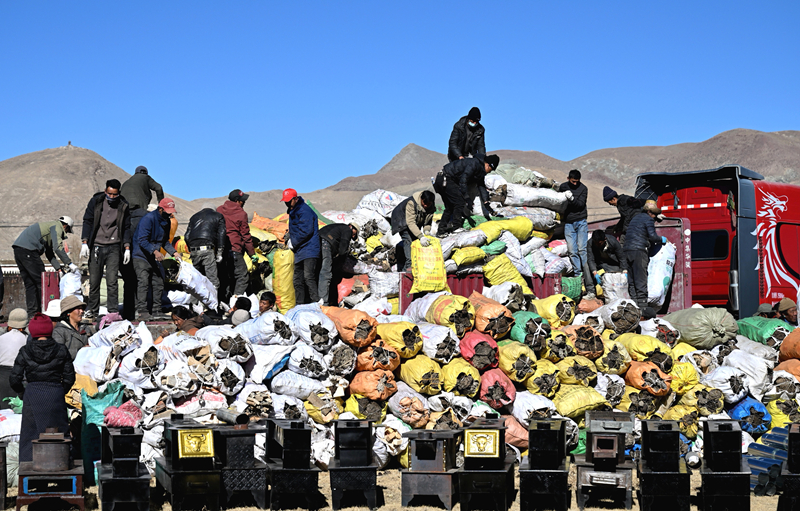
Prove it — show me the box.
[603,186,645,245]
[623,203,666,310]
[588,229,627,278]
[51,295,90,360]
[318,223,359,306]
[558,170,591,293]
[184,203,227,291]
[217,190,256,300]
[10,313,75,462]
[391,190,435,271]
[80,179,133,321]
[448,107,486,162]
[434,154,499,236]
[132,198,178,321]
[282,189,321,304]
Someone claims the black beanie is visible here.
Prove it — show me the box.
[484,154,500,170]
[468,107,481,121]
[603,186,618,202]
[135,165,148,175]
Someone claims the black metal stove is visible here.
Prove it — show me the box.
[328,419,378,510]
[458,417,515,511]
[401,429,461,510]
[638,420,690,511]
[519,419,570,511]
[212,410,268,510]
[700,420,749,511]
[779,424,800,510]
[97,426,150,511]
[265,418,320,510]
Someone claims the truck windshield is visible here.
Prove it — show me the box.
[691,230,729,260]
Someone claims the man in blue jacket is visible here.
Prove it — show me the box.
[132,198,178,320]
[281,189,321,304]
[623,202,667,311]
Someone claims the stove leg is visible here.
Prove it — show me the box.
[171,496,182,511]
[576,488,587,511]
[365,489,377,511]
[442,491,453,511]
[461,493,471,511]
[252,489,267,510]
[494,493,507,511]
[625,489,632,510]
[208,495,219,511]
[401,492,412,507]
[331,488,343,511]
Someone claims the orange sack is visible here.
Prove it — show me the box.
[625,361,672,397]
[349,369,398,401]
[356,340,401,372]
[251,212,289,242]
[468,291,515,339]
[321,306,378,348]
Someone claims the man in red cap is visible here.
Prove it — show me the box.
[281,188,321,304]
[217,189,256,301]
[132,198,178,321]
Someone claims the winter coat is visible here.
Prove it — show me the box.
[319,224,353,259]
[588,233,627,273]
[81,192,133,249]
[120,171,164,211]
[9,337,75,394]
[132,209,177,261]
[442,154,491,215]
[287,197,321,263]
[184,208,227,250]
[52,321,90,360]
[624,212,662,252]
[558,181,588,223]
[448,116,486,162]
[217,200,255,256]
[391,191,433,238]
[612,194,645,235]
[12,221,72,269]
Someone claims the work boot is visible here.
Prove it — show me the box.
[137,312,154,322]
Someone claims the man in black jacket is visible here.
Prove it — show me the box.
[434,154,499,236]
[184,204,227,290]
[448,107,486,162]
[623,203,667,309]
[558,170,591,291]
[588,229,627,278]
[318,222,359,306]
[80,179,132,321]
[603,186,645,245]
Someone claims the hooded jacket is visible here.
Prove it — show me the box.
[442,154,491,215]
[217,200,255,255]
[9,338,75,394]
[448,116,486,162]
[558,181,589,223]
[132,209,177,260]
[184,208,227,250]
[319,223,353,259]
[612,194,646,235]
[287,197,321,263]
[81,192,133,249]
[391,191,434,238]
[120,168,164,211]
[624,212,662,252]
[52,321,90,360]
[12,221,72,269]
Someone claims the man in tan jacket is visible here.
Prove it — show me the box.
[390,190,435,271]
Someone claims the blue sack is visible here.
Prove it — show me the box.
[728,396,771,436]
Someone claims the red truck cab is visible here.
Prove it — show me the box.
[635,164,800,317]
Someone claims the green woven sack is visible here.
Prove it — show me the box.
[561,276,583,301]
[482,240,507,256]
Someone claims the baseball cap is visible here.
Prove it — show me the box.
[281,188,298,202]
[229,189,250,202]
[158,198,176,214]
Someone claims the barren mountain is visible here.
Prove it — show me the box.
[2,128,799,263]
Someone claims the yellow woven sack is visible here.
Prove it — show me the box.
[663,404,700,439]
[540,330,577,363]
[344,393,387,424]
[617,333,675,373]
[399,354,443,395]
[556,355,597,386]
[272,249,295,313]
[389,297,399,315]
[366,235,383,253]
[425,295,475,338]
[409,236,447,294]
[678,385,725,416]
[376,322,423,358]
[594,340,632,375]
[452,246,486,267]
[441,357,481,398]
[525,359,560,398]
[766,399,800,430]
[304,393,343,424]
[498,343,537,383]
[474,217,534,243]
[618,386,659,420]
[530,294,575,328]
[552,384,609,420]
[483,254,533,295]
[669,362,699,396]
[66,374,98,408]
[671,342,696,360]
[249,226,277,243]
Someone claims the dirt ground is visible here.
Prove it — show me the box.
[7,466,779,511]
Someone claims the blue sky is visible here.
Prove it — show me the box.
[1,2,798,199]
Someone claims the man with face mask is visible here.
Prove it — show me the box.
[448,107,486,162]
[80,179,132,321]
[132,198,178,321]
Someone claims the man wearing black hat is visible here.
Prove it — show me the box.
[217,189,256,300]
[603,186,644,245]
[448,107,486,162]
[434,153,499,236]
[588,229,627,280]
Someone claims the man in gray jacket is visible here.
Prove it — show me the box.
[390,190,435,271]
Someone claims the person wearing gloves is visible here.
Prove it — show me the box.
[282,188,321,305]
[775,298,798,327]
[391,190,436,272]
[623,202,667,311]
[10,313,75,462]
[317,222,360,306]
[558,170,591,293]
[0,309,30,409]
[132,198,178,321]
[12,217,77,317]
[217,189,256,301]
[184,203,227,291]
[588,229,627,281]
[80,179,132,322]
[51,295,91,360]
[434,153,499,236]
[448,107,486,162]
[603,186,645,245]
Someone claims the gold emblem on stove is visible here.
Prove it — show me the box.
[177,429,215,458]
[464,430,499,457]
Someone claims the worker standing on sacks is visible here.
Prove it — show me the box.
[282,188,321,305]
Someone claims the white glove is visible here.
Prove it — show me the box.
[80,243,90,259]
[419,237,431,247]
[68,263,79,273]
[123,248,131,265]
[216,251,223,263]
[564,190,574,200]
